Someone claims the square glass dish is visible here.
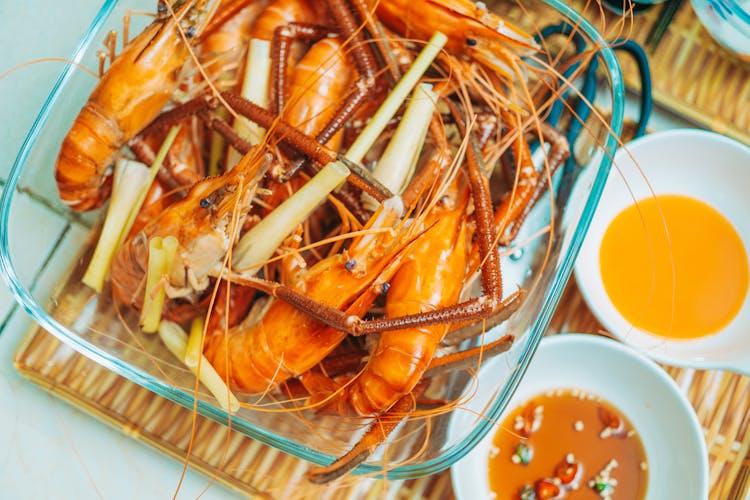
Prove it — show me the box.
[0,0,624,481]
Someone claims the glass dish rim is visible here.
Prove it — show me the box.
[0,0,625,480]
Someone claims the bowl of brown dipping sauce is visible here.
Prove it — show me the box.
[450,334,708,499]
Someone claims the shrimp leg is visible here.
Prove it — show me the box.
[270,22,335,116]
[139,91,396,202]
[306,330,516,483]
[270,0,388,182]
[308,381,429,484]
[203,101,521,338]
[496,121,570,245]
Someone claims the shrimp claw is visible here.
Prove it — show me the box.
[307,381,428,484]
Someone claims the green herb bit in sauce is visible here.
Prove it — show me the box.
[512,442,533,465]
[519,484,536,500]
[594,481,613,494]
[588,459,619,499]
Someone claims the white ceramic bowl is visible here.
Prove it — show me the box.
[450,334,708,500]
[574,129,750,375]
[691,0,750,61]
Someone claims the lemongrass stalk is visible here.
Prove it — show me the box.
[140,236,178,333]
[116,126,180,250]
[140,237,165,332]
[232,161,350,272]
[240,39,271,139]
[159,320,240,414]
[377,83,437,193]
[82,159,150,292]
[362,83,437,211]
[208,115,227,177]
[160,236,178,285]
[345,31,447,164]
[184,316,205,369]
[226,39,271,169]
[156,236,179,320]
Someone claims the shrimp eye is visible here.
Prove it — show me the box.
[200,197,211,209]
[186,25,197,38]
[380,282,391,295]
[466,37,478,47]
[345,259,357,271]
[157,2,167,14]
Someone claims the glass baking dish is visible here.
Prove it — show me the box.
[0,0,623,481]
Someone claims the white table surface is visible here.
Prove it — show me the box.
[0,2,241,498]
[1,2,739,500]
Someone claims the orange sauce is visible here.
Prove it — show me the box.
[599,194,748,339]
[488,390,648,499]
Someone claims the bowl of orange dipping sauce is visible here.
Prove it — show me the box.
[450,334,708,499]
[574,130,750,374]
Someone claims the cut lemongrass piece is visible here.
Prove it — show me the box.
[241,40,271,131]
[159,320,240,414]
[363,83,437,210]
[378,83,437,193]
[184,316,204,369]
[345,31,447,164]
[82,159,150,292]
[226,39,271,169]
[80,122,175,291]
[208,112,228,177]
[140,237,166,333]
[140,236,178,333]
[117,126,180,250]
[232,161,350,272]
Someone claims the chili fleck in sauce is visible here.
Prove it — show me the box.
[488,390,648,499]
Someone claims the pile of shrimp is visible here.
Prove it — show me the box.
[54,0,595,484]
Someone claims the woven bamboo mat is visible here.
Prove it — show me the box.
[14,277,750,499]
[493,0,750,146]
